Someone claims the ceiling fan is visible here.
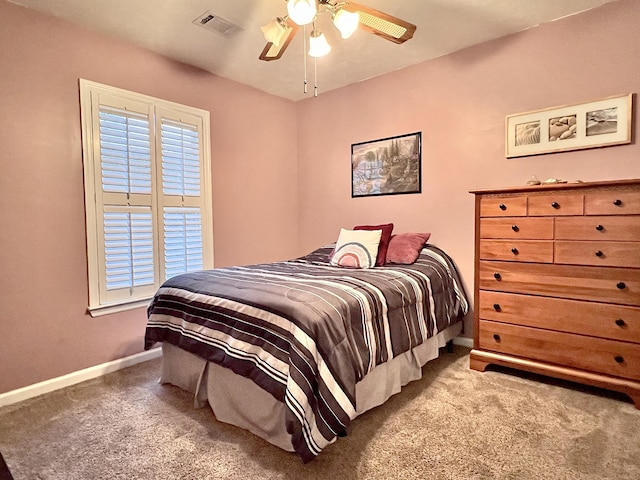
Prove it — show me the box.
[259,0,417,62]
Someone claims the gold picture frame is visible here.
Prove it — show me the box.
[505,93,633,158]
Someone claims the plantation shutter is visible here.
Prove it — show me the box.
[103,208,155,290]
[91,96,158,304]
[163,207,203,279]
[99,106,152,194]
[157,110,208,280]
[81,80,213,316]
[161,119,201,196]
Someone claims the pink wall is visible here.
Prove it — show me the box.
[0,1,298,393]
[296,0,640,336]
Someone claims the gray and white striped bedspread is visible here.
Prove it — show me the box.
[144,244,468,462]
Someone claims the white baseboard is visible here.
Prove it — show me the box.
[0,347,162,408]
[453,336,474,349]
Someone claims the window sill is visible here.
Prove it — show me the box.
[87,298,152,317]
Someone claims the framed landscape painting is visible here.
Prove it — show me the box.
[351,131,422,198]
[505,94,633,158]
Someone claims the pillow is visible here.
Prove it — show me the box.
[354,223,394,266]
[385,233,432,264]
[330,228,382,269]
[298,244,336,263]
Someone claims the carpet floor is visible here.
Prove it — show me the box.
[1,346,639,479]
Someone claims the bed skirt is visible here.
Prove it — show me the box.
[159,322,462,452]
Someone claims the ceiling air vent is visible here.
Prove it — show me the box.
[193,11,242,37]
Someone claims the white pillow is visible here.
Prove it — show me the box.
[330,228,382,269]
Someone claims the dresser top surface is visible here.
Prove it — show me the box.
[470,178,640,195]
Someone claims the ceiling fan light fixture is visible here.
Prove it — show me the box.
[333,9,359,39]
[258,1,417,96]
[308,29,331,57]
[287,0,318,26]
[261,17,290,47]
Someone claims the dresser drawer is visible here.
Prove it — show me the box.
[478,320,640,381]
[555,241,640,268]
[555,216,640,241]
[479,291,640,343]
[480,196,527,217]
[480,217,554,239]
[479,260,640,306]
[528,193,584,216]
[479,240,553,263]
[585,190,640,215]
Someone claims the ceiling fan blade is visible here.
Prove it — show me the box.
[259,19,299,61]
[342,2,416,44]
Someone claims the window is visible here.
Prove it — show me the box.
[80,80,213,316]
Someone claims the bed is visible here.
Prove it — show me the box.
[144,241,469,462]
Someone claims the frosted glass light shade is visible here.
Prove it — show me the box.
[333,9,359,39]
[287,0,317,26]
[308,30,331,57]
[261,18,289,47]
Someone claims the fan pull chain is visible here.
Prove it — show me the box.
[303,25,308,94]
[314,56,318,97]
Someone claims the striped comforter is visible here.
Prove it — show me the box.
[144,244,468,462]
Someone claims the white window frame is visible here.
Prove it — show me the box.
[80,79,214,316]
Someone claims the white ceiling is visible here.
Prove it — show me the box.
[9,0,617,101]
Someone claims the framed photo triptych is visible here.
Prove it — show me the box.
[505,94,633,158]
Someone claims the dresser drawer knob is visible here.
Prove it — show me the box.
[499,203,507,211]
[613,199,622,206]
[551,201,560,209]
[615,319,626,327]
[614,355,625,364]
[493,334,501,342]
[511,247,519,255]
[617,282,626,290]
[493,304,501,311]
[595,224,604,231]
[595,250,603,257]
[494,272,502,280]
[511,225,519,232]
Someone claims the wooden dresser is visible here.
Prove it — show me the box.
[469,179,640,408]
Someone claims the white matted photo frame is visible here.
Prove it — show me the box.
[505,93,633,158]
[351,131,422,198]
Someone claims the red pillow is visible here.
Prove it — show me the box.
[354,223,394,266]
[385,233,431,264]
